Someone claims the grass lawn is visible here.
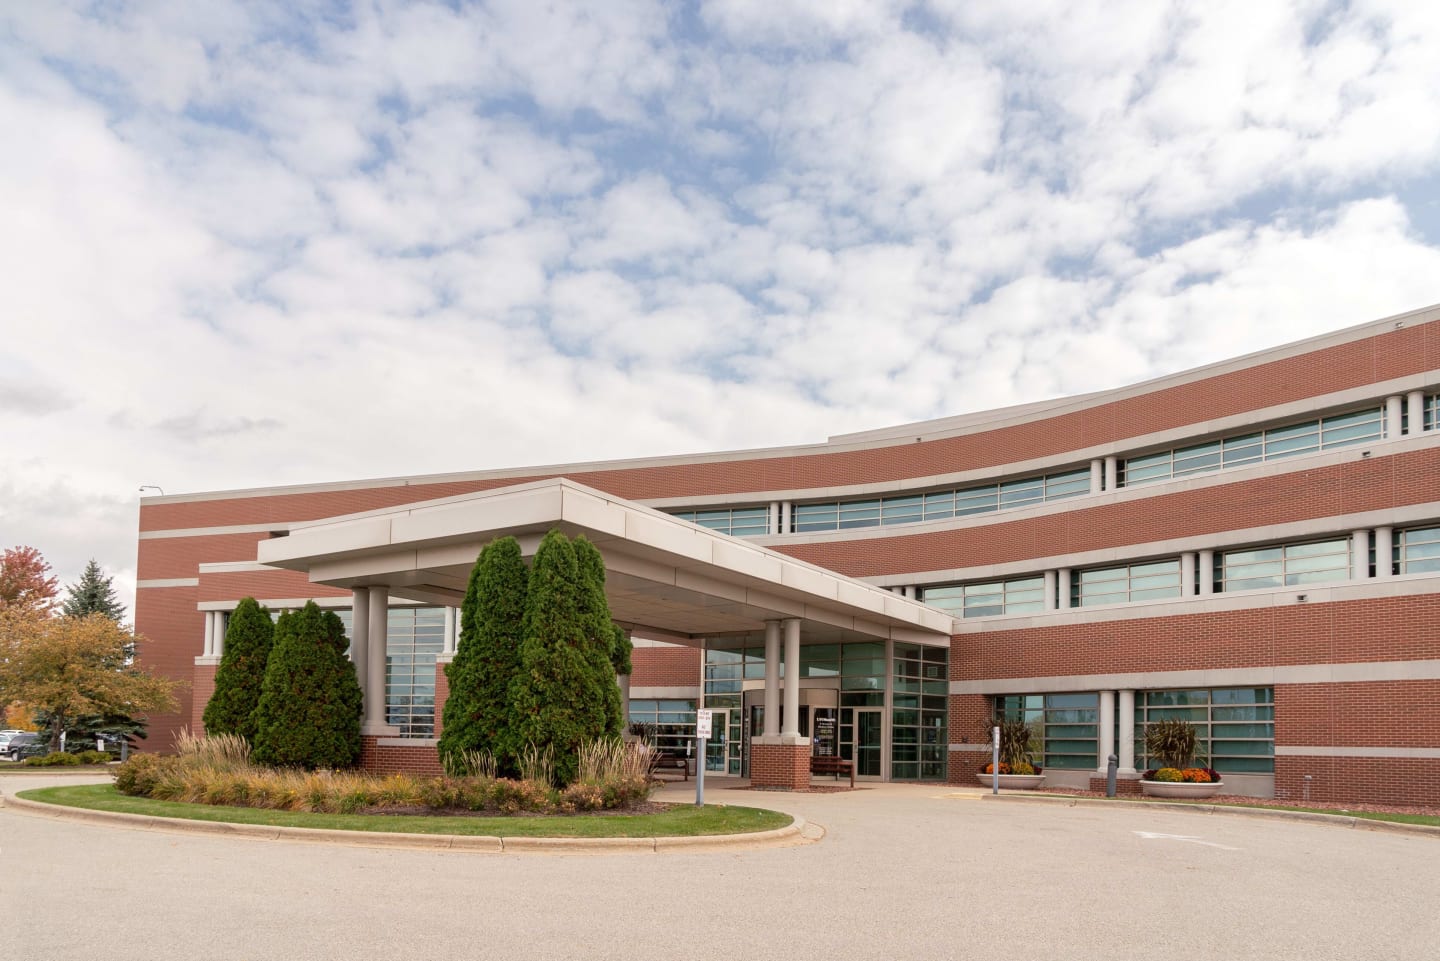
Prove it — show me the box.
[16,784,793,838]
[0,762,113,773]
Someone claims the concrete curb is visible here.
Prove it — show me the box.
[980,792,1440,839]
[0,792,809,854]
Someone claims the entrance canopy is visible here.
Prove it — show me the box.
[256,478,954,649]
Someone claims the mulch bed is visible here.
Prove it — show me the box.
[1039,787,1440,818]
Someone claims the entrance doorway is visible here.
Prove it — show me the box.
[703,709,728,774]
[841,707,883,778]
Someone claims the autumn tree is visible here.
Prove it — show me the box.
[61,559,126,622]
[0,610,178,752]
[0,546,60,616]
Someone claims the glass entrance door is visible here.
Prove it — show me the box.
[703,709,728,773]
[841,707,883,777]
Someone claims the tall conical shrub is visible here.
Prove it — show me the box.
[252,602,362,769]
[439,537,529,776]
[574,537,623,739]
[510,530,610,786]
[202,597,274,742]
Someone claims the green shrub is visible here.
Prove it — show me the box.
[203,597,275,742]
[74,750,112,765]
[1154,767,1184,782]
[24,751,82,767]
[1145,719,1201,769]
[252,603,362,770]
[113,754,178,795]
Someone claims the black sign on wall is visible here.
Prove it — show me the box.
[813,713,838,757]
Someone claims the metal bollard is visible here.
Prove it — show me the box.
[1106,753,1118,797]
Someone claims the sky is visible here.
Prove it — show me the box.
[3,0,1440,617]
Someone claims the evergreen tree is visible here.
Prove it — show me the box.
[610,623,633,677]
[510,530,611,786]
[202,597,274,742]
[251,602,362,769]
[573,537,623,739]
[438,537,528,776]
[60,559,126,621]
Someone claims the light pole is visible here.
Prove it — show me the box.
[138,485,165,496]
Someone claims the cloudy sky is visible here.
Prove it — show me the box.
[3,1,1440,614]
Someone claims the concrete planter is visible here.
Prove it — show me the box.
[975,773,1046,790]
[1140,779,1224,799]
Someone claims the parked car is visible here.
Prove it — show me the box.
[0,730,26,752]
[5,733,45,762]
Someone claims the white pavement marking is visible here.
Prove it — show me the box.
[1134,830,1242,851]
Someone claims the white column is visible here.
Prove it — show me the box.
[443,606,457,655]
[1104,456,1119,491]
[1374,526,1394,578]
[1097,690,1115,774]
[763,620,780,737]
[1117,690,1136,774]
[1198,550,1215,595]
[903,585,917,600]
[202,611,216,657]
[1385,395,1404,438]
[1352,530,1370,580]
[1056,568,1072,609]
[780,501,792,534]
[782,618,801,738]
[1407,390,1425,435]
[349,589,369,720]
[1043,571,1058,610]
[365,587,389,729]
[1089,459,1103,494]
[213,612,226,659]
[768,501,780,534]
[1180,552,1197,596]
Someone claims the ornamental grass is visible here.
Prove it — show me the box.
[113,733,657,815]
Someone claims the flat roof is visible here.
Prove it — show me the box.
[257,477,955,648]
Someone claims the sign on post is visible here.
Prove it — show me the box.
[695,710,713,807]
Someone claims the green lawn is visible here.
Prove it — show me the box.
[16,784,793,838]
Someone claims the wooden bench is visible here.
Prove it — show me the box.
[649,752,691,782]
[810,754,855,788]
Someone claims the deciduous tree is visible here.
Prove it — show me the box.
[0,546,59,616]
[0,610,178,752]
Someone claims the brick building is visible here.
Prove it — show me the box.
[136,304,1440,801]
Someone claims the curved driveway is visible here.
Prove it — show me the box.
[2,774,1436,961]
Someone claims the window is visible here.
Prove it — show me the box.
[1220,538,1350,591]
[1075,559,1181,607]
[1136,688,1274,773]
[891,644,948,780]
[1399,525,1440,574]
[384,607,444,737]
[791,467,1090,534]
[994,693,1098,770]
[627,699,696,758]
[1123,407,1384,487]
[669,506,769,537]
[922,576,1045,618]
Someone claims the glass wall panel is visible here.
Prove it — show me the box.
[1074,559,1180,607]
[892,643,947,780]
[994,693,1099,769]
[384,607,445,737]
[1136,688,1274,773]
[1220,538,1349,592]
[921,576,1045,618]
[1400,525,1440,574]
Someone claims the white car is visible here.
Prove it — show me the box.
[0,730,26,751]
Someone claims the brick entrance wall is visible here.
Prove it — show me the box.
[750,741,811,790]
[190,662,218,737]
[359,736,444,776]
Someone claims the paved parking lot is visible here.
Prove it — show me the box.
[3,774,1436,960]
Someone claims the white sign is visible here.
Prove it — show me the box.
[695,709,714,739]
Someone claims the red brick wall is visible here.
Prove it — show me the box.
[750,742,811,790]
[433,662,450,738]
[196,569,350,603]
[1274,756,1439,806]
[138,532,268,579]
[190,663,217,737]
[359,736,444,776]
[946,694,992,784]
[631,646,701,687]
[951,593,1440,682]
[133,585,202,752]
[780,446,1440,578]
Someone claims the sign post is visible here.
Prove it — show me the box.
[992,725,1000,795]
[695,709,713,807]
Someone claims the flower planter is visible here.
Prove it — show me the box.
[975,773,1046,790]
[1140,779,1224,799]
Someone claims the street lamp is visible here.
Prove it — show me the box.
[138,485,165,496]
